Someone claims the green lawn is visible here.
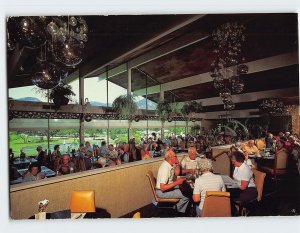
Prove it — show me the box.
[9,128,181,157]
[9,132,127,156]
[9,132,80,156]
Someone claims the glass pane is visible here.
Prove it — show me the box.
[84,77,107,106]
[49,119,80,154]
[107,80,128,106]
[68,78,80,104]
[9,85,48,102]
[9,129,48,157]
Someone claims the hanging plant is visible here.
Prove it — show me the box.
[49,82,76,107]
[112,94,137,118]
[156,100,172,121]
[181,101,203,117]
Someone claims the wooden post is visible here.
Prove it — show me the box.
[79,69,84,144]
[127,64,133,140]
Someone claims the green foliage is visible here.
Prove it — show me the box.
[49,82,76,100]
[112,94,138,116]
[181,101,203,116]
[156,100,172,121]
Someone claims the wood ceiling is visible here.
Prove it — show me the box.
[7,13,299,118]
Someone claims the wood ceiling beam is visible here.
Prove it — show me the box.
[82,15,206,78]
[175,87,299,108]
[133,51,298,95]
[203,109,260,120]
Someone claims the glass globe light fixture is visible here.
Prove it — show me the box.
[31,62,66,89]
[54,37,83,66]
[16,17,46,49]
[219,88,231,99]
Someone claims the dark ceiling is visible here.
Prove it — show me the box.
[7,13,299,111]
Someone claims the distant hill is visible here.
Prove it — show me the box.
[16,97,41,102]
[14,97,157,110]
[136,98,157,110]
[90,101,112,107]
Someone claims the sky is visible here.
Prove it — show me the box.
[9,76,145,104]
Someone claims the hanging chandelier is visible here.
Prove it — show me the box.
[210,22,248,110]
[7,16,88,89]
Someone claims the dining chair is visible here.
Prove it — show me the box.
[201,191,231,217]
[78,157,87,171]
[132,212,141,218]
[53,157,62,172]
[146,171,179,209]
[69,190,96,213]
[260,149,288,184]
[212,151,231,176]
[234,169,266,216]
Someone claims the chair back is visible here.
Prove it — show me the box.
[78,157,86,171]
[132,212,141,218]
[212,152,231,176]
[69,190,95,213]
[201,191,231,217]
[253,169,266,202]
[275,149,288,170]
[53,157,62,172]
[146,171,159,202]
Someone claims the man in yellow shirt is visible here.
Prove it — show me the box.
[242,140,260,155]
[255,138,266,151]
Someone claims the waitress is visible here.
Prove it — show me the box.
[230,151,257,204]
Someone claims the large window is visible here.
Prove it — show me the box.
[68,78,80,104]
[107,80,127,106]
[84,77,107,106]
[9,85,48,102]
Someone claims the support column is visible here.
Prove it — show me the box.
[79,69,85,144]
[106,67,109,144]
[127,64,133,140]
[47,90,50,153]
[159,86,164,102]
[160,85,165,140]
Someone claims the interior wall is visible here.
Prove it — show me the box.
[291,105,300,134]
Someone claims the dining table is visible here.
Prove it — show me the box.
[10,166,56,185]
[248,151,275,169]
[18,166,56,178]
[13,157,38,169]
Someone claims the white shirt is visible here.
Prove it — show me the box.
[233,162,256,188]
[156,161,175,189]
[193,172,226,211]
[245,159,255,169]
[181,156,201,170]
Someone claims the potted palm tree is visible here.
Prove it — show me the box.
[49,82,75,107]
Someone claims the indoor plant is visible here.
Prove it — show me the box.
[156,99,173,122]
[181,100,203,119]
[112,94,138,118]
[49,82,76,107]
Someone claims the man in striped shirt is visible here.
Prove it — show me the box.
[192,158,226,216]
